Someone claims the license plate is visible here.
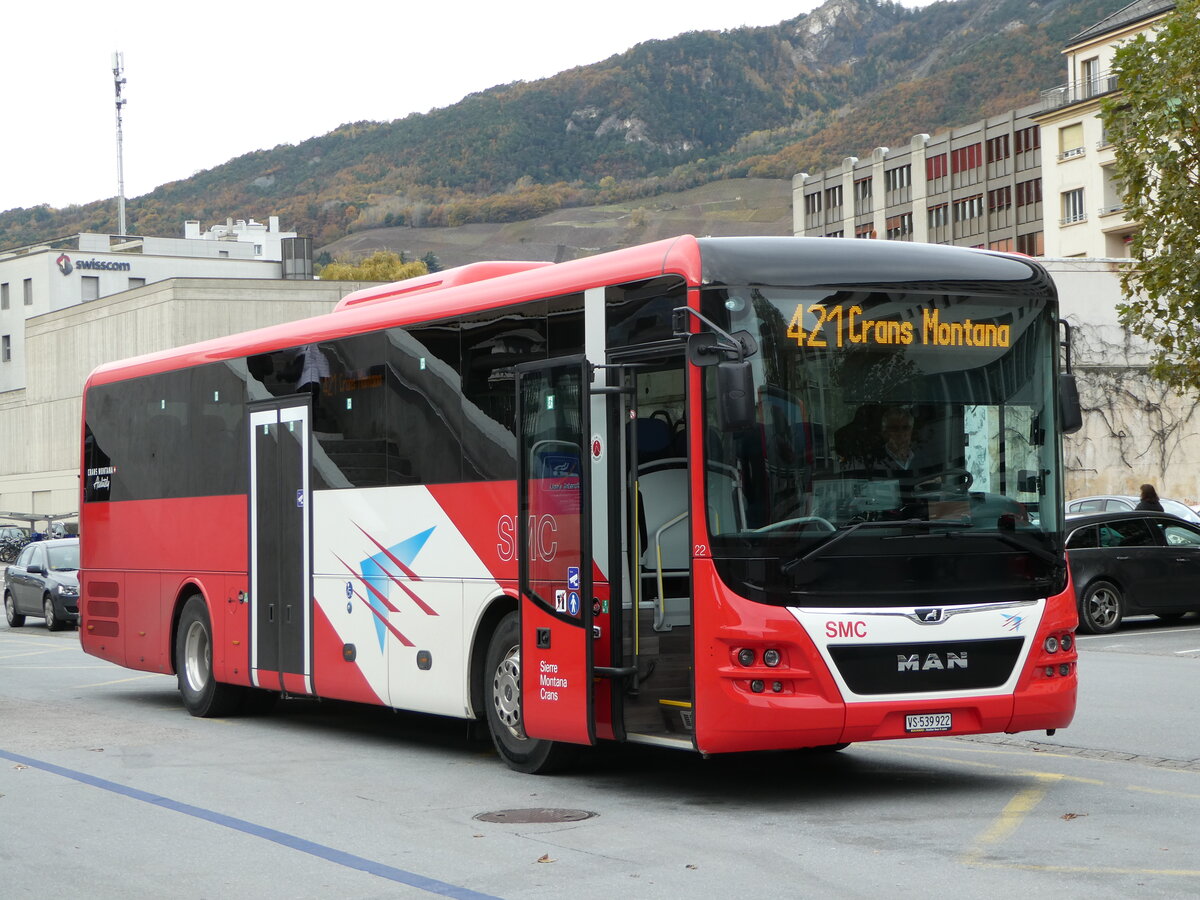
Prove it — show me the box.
[905,713,952,733]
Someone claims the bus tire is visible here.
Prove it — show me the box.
[176,594,245,717]
[483,611,576,774]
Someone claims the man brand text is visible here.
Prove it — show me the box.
[898,651,968,672]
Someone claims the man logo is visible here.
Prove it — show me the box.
[56,253,73,276]
[915,607,944,623]
[898,651,968,672]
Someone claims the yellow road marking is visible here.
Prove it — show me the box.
[965,775,1058,861]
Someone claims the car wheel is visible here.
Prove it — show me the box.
[43,593,65,632]
[482,611,577,774]
[1078,580,1123,634]
[4,591,24,628]
[175,594,246,717]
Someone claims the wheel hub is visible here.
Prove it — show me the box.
[492,646,525,738]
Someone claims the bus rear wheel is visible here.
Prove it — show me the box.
[176,594,247,717]
[483,611,576,774]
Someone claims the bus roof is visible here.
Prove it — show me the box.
[84,235,1053,389]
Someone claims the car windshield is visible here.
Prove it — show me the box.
[47,543,79,570]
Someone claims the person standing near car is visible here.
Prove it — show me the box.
[1136,483,1164,511]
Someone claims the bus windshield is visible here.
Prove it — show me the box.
[701,284,1064,607]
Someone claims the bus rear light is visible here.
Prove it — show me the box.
[750,680,765,693]
[1044,635,1059,653]
[737,648,756,667]
[763,649,781,667]
[1044,666,1055,677]
[1060,634,1073,651]
[1059,664,1071,676]
[771,681,783,693]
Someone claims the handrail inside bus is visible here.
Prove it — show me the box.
[653,511,689,632]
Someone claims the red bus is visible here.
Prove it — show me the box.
[80,235,1079,773]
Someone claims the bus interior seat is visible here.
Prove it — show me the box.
[636,458,691,630]
[633,417,672,464]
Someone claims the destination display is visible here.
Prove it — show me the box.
[787,303,1011,349]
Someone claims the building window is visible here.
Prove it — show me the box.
[928,204,949,228]
[855,223,874,239]
[1016,232,1044,256]
[884,166,910,192]
[1081,56,1101,98]
[824,185,843,209]
[0,283,7,310]
[824,230,844,238]
[988,186,1012,211]
[219,250,229,258]
[1016,178,1042,207]
[986,135,1010,163]
[1061,188,1087,224]
[804,193,822,216]
[989,238,1015,252]
[926,154,948,180]
[254,244,264,256]
[128,277,146,289]
[885,213,913,240]
[1014,126,1040,154]
[1,335,9,363]
[23,279,32,306]
[1058,123,1085,160]
[953,195,984,222]
[81,276,100,302]
[854,177,872,213]
[951,143,982,174]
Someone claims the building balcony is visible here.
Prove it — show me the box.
[1040,73,1119,112]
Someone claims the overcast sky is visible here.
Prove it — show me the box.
[2,0,934,217]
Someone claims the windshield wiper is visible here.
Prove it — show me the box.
[784,518,969,572]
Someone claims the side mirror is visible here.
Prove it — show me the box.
[1060,373,1082,435]
[717,360,756,431]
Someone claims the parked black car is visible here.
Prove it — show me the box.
[3,537,79,631]
[1065,511,1200,634]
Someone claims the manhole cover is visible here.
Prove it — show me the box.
[474,808,597,824]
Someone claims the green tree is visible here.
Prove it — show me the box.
[420,252,443,273]
[1103,0,1200,388]
[318,250,428,282]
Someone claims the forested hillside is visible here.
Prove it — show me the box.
[0,0,1128,251]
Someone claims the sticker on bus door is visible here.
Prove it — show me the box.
[515,358,595,746]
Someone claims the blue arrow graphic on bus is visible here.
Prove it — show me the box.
[359,526,435,651]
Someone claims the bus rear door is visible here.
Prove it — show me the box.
[515,357,595,746]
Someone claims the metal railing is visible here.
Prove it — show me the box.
[1040,73,1119,111]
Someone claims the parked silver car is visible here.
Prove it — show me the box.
[1066,495,1200,524]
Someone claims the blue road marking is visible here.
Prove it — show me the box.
[0,748,502,900]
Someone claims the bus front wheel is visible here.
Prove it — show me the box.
[176,595,246,717]
[483,611,576,774]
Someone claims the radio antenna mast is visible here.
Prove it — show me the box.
[112,52,127,236]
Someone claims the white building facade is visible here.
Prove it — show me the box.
[1034,0,1173,257]
[0,218,312,393]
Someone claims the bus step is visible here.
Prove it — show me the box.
[659,698,694,734]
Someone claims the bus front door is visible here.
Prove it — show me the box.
[515,357,595,746]
[249,401,313,696]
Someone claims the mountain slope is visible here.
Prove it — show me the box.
[0,0,1128,251]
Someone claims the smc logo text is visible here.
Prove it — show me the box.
[825,620,867,638]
